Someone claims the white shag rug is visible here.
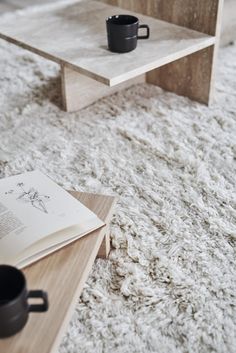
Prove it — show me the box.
[0,10,236,353]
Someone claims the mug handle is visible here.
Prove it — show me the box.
[138,24,150,39]
[28,290,48,312]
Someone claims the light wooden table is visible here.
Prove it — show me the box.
[0,191,116,353]
[0,0,223,111]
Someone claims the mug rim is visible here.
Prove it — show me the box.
[106,14,139,26]
[0,265,26,309]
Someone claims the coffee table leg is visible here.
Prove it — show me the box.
[61,65,97,112]
[147,46,215,105]
[61,65,145,112]
[97,227,110,259]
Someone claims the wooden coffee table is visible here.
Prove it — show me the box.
[0,191,116,353]
[0,0,223,111]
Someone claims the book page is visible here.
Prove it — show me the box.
[13,216,102,268]
[0,202,26,239]
[0,171,104,263]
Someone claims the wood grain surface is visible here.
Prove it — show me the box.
[0,191,116,353]
[100,0,222,35]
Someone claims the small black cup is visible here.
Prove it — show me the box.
[0,265,48,338]
[106,14,150,53]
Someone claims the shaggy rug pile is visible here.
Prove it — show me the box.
[0,7,236,352]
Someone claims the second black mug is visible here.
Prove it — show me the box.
[106,14,150,53]
[0,265,48,338]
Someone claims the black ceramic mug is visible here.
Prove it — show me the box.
[106,14,150,53]
[0,265,48,338]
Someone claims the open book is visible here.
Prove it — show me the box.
[0,171,105,268]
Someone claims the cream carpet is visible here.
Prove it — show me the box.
[0,10,236,352]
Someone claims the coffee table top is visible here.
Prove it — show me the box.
[0,191,116,353]
[0,0,215,86]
